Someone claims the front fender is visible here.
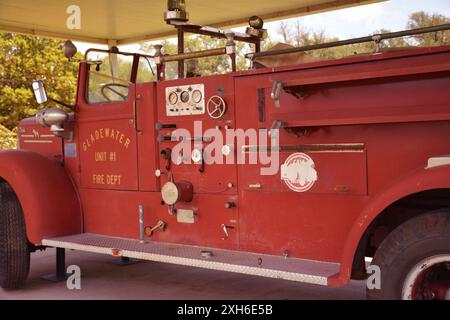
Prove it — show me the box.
[330,164,450,287]
[0,150,82,244]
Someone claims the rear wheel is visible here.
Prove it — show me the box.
[0,182,30,289]
[367,209,450,300]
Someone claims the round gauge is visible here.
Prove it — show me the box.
[191,148,203,163]
[192,90,203,103]
[168,91,178,105]
[180,91,190,103]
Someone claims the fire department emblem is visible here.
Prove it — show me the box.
[281,153,318,192]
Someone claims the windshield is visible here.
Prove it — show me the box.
[85,51,133,104]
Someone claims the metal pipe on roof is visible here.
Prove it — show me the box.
[248,23,450,60]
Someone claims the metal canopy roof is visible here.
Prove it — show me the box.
[0,0,382,45]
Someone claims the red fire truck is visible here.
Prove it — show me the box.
[0,4,449,300]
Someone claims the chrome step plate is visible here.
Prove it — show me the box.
[42,233,339,286]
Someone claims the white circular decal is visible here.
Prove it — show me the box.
[281,153,318,192]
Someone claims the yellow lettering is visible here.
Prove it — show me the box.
[95,152,107,162]
[81,129,131,151]
[124,139,130,149]
[106,175,121,185]
[93,174,105,185]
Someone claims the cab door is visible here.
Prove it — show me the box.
[76,55,138,191]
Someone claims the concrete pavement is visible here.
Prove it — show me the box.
[0,249,366,300]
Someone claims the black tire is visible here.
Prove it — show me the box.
[367,209,450,300]
[0,182,30,289]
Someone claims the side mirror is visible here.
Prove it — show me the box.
[32,80,48,104]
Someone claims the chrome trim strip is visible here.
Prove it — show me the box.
[243,143,365,154]
[23,140,53,144]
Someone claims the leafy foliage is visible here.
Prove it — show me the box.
[141,36,252,80]
[0,34,81,131]
[0,125,16,149]
[408,12,450,46]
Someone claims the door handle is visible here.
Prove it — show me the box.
[133,94,142,131]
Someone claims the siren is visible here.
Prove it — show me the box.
[164,0,189,23]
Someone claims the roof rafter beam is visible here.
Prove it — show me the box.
[0,24,108,44]
[117,0,381,45]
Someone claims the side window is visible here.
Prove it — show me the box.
[86,51,133,104]
[136,56,156,83]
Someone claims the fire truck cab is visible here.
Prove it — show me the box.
[0,2,449,300]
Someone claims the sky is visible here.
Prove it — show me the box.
[76,0,450,53]
[265,0,450,41]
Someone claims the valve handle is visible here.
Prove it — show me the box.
[207,96,227,119]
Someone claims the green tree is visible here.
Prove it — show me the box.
[141,35,253,79]
[407,11,450,46]
[0,33,81,132]
[0,124,16,149]
[274,11,448,59]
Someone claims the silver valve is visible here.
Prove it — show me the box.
[144,220,166,238]
[269,120,284,138]
[271,80,283,108]
[221,224,235,240]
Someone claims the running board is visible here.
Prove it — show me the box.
[42,233,339,286]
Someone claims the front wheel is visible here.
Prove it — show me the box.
[0,182,30,289]
[367,210,450,300]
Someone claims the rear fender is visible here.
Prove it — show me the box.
[0,150,82,244]
[330,164,450,286]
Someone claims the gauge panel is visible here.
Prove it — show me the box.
[165,84,205,116]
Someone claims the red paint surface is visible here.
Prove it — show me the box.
[3,45,450,286]
[0,150,81,243]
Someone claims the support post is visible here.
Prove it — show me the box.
[230,53,237,72]
[255,41,261,54]
[177,28,185,79]
[41,248,68,282]
[154,44,165,81]
[56,248,66,279]
[108,39,119,81]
